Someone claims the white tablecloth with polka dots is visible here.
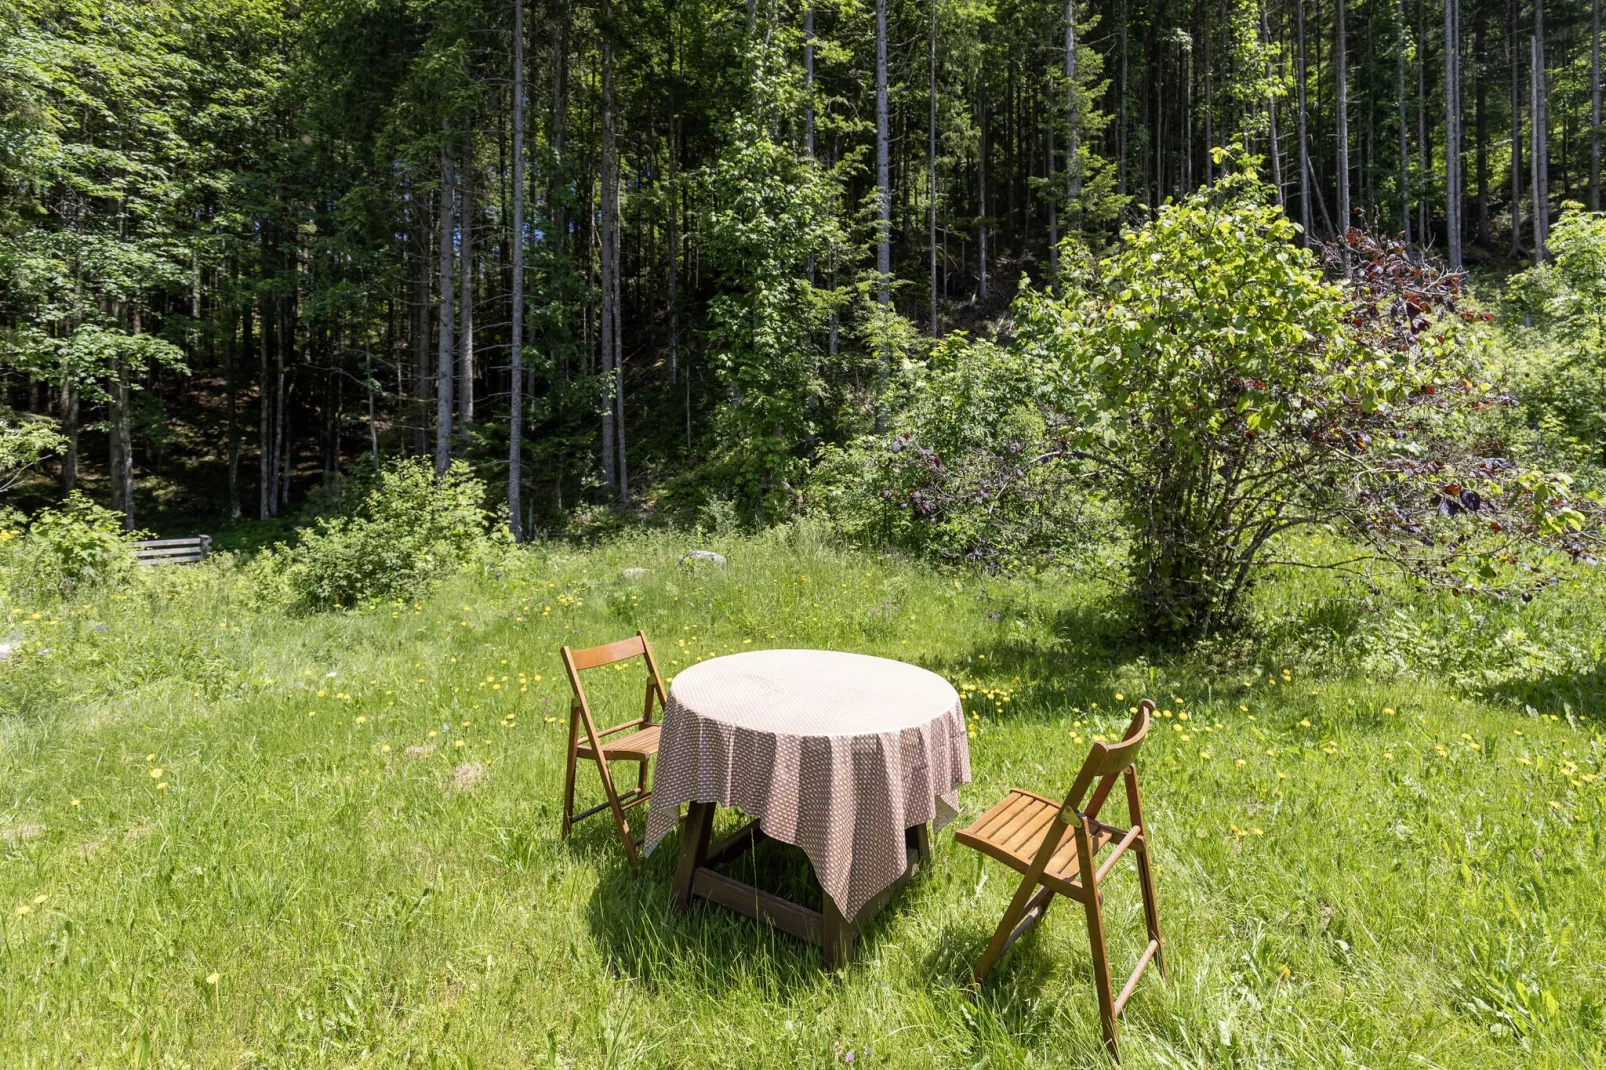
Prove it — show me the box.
[644,649,970,922]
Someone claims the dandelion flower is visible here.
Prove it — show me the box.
[1114,693,1125,701]
[32,894,48,905]
[381,745,391,754]
[14,905,30,917]
[70,798,81,807]
[146,753,156,762]
[149,767,164,779]
[1299,719,1311,727]
[355,716,367,725]
[206,972,221,985]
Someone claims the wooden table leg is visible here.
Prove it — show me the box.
[672,801,715,913]
[822,892,853,969]
[908,822,932,866]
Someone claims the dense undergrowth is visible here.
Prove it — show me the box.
[1,523,1602,1067]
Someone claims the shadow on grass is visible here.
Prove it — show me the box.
[1484,661,1606,720]
[581,811,940,994]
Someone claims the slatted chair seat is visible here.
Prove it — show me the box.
[559,631,669,864]
[955,789,1129,898]
[960,701,1166,1062]
[575,723,660,762]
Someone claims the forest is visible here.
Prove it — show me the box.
[1,0,1601,538]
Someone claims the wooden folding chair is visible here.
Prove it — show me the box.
[559,631,668,864]
[956,700,1165,1061]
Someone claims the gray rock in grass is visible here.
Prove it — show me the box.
[679,550,726,567]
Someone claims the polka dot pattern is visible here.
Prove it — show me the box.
[644,649,971,922]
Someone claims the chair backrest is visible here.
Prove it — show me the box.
[1058,700,1154,824]
[560,630,668,732]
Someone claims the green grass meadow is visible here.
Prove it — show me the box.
[2,528,1604,1067]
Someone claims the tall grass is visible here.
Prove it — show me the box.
[1,525,1602,1067]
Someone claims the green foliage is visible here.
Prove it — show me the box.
[12,490,138,593]
[698,57,841,523]
[0,405,64,493]
[1507,209,1606,469]
[270,457,494,612]
[851,167,1602,637]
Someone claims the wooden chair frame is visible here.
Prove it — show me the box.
[559,630,669,864]
[958,700,1165,1061]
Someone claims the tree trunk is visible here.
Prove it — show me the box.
[1593,0,1602,211]
[600,0,617,488]
[1397,1,1412,245]
[509,0,524,539]
[226,293,241,520]
[259,281,273,519]
[1531,32,1547,259]
[1066,0,1081,223]
[930,0,939,333]
[1510,0,1526,255]
[1475,9,1490,248]
[1444,0,1462,268]
[411,188,431,455]
[458,142,475,425]
[1533,0,1548,254]
[1336,0,1351,232]
[875,0,890,429]
[435,139,456,474]
[59,380,78,493]
[978,101,989,300]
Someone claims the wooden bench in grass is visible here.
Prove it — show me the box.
[134,536,213,566]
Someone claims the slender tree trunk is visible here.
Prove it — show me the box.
[458,143,475,425]
[1419,0,1431,243]
[1531,32,1547,259]
[875,0,890,428]
[59,380,78,493]
[1264,11,1283,205]
[1444,0,1462,268]
[274,300,289,511]
[259,281,272,518]
[1593,0,1602,211]
[1203,5,1212,186]
[930,0,939,333]
[600,1,617,487]
[1398,2,1412,245]
[1534,0,1548,253]
[411,189,431,455]
[1511,0,1526,255]
[1066,0,1081,222]
[509,0,524,539]
[1120,0,1129,195]
[978,102,989,300]
[225,294,241,520]
[435,139,456,474]
[1475,9,1490,247]
[1337,0,1351,232]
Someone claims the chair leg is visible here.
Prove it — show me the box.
[1126,768,1166,979]
[1133,841,1166,981]
[974,876,1050,984]
[595,757,640,865]
[1077,832,1120,1061]
[560,707,580,839]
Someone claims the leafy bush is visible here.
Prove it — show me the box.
[270,457,494,612]
[1506,209,1606,470]
[846,164,1602,638]
[2,491,138,596]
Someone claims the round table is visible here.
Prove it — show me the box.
[644,649,971,967]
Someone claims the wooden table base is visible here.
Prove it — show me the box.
[670,801,933,969]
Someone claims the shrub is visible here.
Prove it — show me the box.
[7,491,138,596]
[1507,209,1606,470]
[274,457,494,612]
[864,164,1603,638]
